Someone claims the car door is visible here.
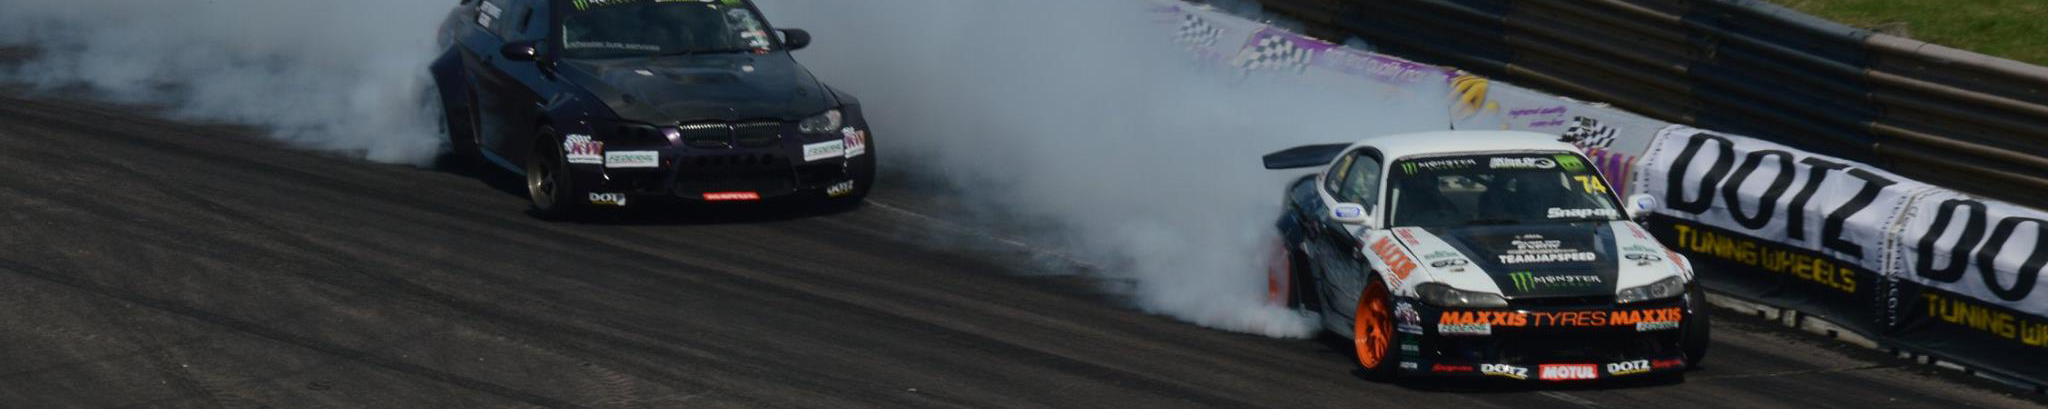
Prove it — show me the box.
[469,0,554,165]
[458,0,514,161]
[1312,148,1384,331]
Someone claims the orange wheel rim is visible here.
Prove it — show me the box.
[1354,284,1393,369]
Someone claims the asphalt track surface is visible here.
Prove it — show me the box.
[0,82,2044,408]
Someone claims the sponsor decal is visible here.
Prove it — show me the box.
[477,1,501,28]
[1400,343,1420,353]
[803,140,847,162]
[1438,308,1681,329]
[1651,359,1685,370]
[1622,244,1660,253]
[1498,252,1598,264]
[1428,259,1470,268]
[703,192,761,201]
[1396,228,1420,245]
[826,181,856,198]
[587,193,627,207]
[605,151,659,168]
[1636,321,1680,332]
[1511,238,1562,251]
[1547,208,1618,219]
[1555,154,1587,172]
[1668,222,1856,294]
[1400,362,1419,370]
[564,134,603,165]
[842,128,868,157]
[1369,237,1419,282]
[1437,322,1491,336]
[1489,157,1556,170]
[1539,364,1598,381]
[1480,363,1528,380]
[1334,206,1364,219]
[1401,158,1477,174]
[1432,364,1475,373]
[1394,301,1423,334]
[1422,250,1462,260]
[1507,272,1602,292]
[1606,360,1651,376]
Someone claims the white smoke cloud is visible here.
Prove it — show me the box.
[0,0,1452,338]
[0,0,448,165]
[755,0,1449,337]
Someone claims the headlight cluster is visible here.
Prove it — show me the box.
[1617,276,1687,304]
[1417,283,1508,308]
[797,109,843,134]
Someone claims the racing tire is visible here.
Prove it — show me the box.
[1683,284,1711,368]
[1353,277,1399,379]
[527,127,589,219]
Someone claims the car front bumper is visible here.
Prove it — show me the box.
[1394,297,1693,382]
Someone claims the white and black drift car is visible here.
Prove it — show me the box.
[1264,131,1708,382]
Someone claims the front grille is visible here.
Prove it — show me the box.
[671,121,786,150]
[1509,295,1617,309]
[676,124,731,149]
[734,122,781,148]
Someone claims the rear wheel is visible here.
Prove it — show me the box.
[1683,284,1712,368]
[527,128,587,219]
[1354,278,1398,378]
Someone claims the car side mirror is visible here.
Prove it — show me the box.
[500,41,539,61]
[1332,203,1376,228]
[1625,194,1658,221]
[779,28,812,51]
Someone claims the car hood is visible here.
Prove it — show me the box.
[1413,222,1621,299]
[566,53,834,124]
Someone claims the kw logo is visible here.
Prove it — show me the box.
[1510,272,1535,292]
[1555,155,1586,172]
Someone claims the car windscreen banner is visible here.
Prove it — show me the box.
[1635,125,2048,383]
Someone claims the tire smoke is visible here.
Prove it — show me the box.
[755,0,1448,337]
[0,0,449,165]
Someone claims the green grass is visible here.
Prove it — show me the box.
[1771,0,2048,65]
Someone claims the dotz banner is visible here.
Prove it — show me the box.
[1636,125,2048,382]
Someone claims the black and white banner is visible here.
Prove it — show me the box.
[1636,126,2048,380]
[1634,126,1936,274]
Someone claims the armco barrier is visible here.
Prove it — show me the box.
[1246,0,2048,210]
[1159,0,2047,389]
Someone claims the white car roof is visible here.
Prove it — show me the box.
[1351,130,1581,161]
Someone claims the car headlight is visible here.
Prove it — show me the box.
[1617,276,1687,304]
[797,109,843,134]
[1416,283,1509,308]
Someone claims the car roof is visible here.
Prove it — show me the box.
[1351,131,1581,161]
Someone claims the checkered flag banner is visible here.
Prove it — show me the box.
[1231,32,1315,74]
[1562,116,1619,148]
[1176,13,1221,48]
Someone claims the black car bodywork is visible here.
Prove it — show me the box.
[431,0,874,214]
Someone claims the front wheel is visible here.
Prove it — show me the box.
[1354,278,1399,379]
[1683,284,1711,368]
[527,128,588,219]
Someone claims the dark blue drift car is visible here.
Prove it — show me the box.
[431,0,874,216]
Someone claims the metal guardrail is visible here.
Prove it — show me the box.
[1251,0,2048,209]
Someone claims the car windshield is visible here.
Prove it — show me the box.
[1386,152,1623,227]
[560,0,774,59]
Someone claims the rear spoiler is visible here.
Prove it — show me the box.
[1262,143,1350,170]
